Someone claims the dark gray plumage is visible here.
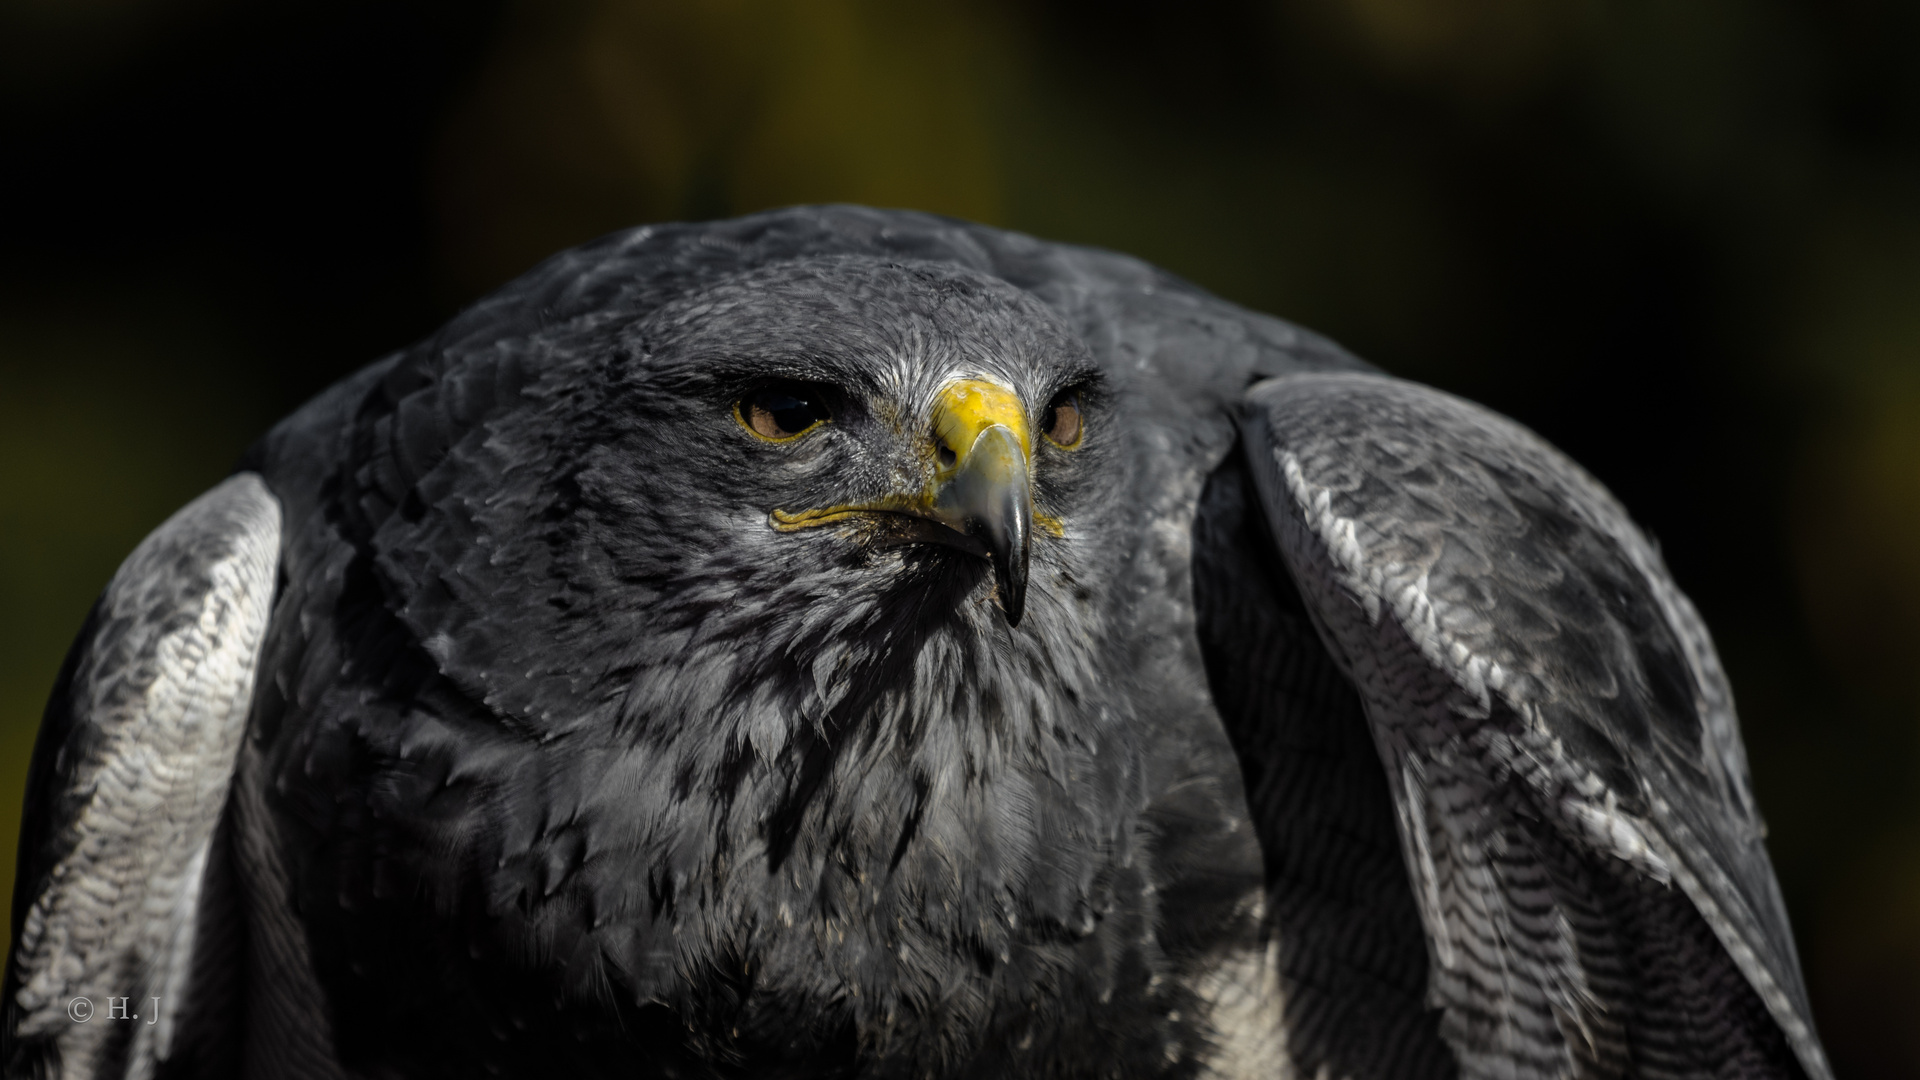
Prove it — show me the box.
[5,206,1829,1080]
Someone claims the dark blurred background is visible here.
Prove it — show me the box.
[3,0,1917,1073]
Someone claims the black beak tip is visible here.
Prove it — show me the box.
[990,537,1029,628]
[1000,576,1026,627]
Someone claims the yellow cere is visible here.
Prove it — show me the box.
[932,379,1031,467]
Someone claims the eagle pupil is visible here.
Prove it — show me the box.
[767,395,813,432]
[745,384,830,439]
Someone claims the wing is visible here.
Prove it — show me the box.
[5,473,280,1080]
[1229,372,1828,1080]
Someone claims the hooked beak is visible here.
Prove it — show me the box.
[926,382,1032,627]
[769,379,1037,627]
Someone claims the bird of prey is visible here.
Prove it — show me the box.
[6,206,1830,1080]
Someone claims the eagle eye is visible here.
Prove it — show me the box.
[739,382,832,441]
[1042,389,1084,449]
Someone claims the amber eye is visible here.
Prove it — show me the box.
[738,382,832,441]
[1042,389,1084,448]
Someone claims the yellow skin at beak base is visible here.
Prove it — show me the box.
[931,380,1031,469]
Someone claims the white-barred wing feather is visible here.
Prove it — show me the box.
[4,474,280,1080]
[1238,372,1827,1080]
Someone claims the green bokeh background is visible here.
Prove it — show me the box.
[6,0,1920,1073]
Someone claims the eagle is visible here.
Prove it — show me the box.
[5,206,1830,1080]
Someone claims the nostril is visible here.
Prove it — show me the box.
[938,445,957,468]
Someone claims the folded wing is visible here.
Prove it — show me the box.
[1236,373,1828,1080]
[5,473,279,1080]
